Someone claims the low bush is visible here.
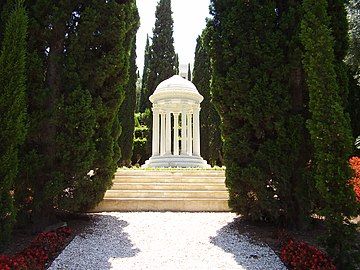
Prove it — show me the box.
[281,239,336,270]
[0,226,72,270]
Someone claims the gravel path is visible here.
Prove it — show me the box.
[49,212,286,270]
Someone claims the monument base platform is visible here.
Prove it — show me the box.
[142,155,210,168]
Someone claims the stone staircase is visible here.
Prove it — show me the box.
[91,169,230,212]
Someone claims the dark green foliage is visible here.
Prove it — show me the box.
[347,0,360,76]
[327,0,350,106]
[145,0,177,108]
[187,63,191,81]
[0,0,27,247]
[139,0,176,161]
[0,0,12,46]
[348,72,360,142]
[60,0,139,211]
[139,35,150,113]
[118,37,137,167]
[301,0,359,266]
[347,1,360,143]
[174,53,179,74]
[18,0,139,222]
[210,0,314,225]
[132,110,151,165]
[192,32,222,166]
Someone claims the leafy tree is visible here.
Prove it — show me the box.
[192,31,222,166]
[118,37,137,167]
[301,0,359,266]
[0,0,27,246]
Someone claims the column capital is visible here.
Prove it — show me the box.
[193,106,201,112]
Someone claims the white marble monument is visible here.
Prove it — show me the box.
[143,75,210,168]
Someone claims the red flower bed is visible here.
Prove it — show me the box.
[281,239,336,270]
[350,156,360,202]
[0,227,72,270]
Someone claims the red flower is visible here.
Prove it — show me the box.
[280,239,336,270]
[349,157,360,202]
[0,226,72,270]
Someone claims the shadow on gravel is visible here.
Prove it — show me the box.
[209,217,283,270]
[50,214,140,270]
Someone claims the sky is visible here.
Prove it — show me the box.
[136,0,211,75]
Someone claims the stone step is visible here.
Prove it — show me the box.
[110,182,227,191]
[115,169,225,177]
[113,176,225,184]
[104,190,229,199]
[91,169,230,212]
[91,198,230,212]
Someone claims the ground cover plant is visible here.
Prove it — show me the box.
[0,226,72,270]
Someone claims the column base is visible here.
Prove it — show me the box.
[142,155,210,168]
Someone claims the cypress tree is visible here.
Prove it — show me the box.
[0,0,10,46]
[347,0,360,75]
[118,37,137,167]
[51,2,96,212]
[138,0,176,163]
[0,0,27,246]
[187,63,191,81]
[327,0,350,107]
[140,35,150,113]
[174,53,179,74]
[146,0,176,109]
[59,0,139,210]
[301,0,359,266]
[210,0,313,225]
[276,1,316,226]
[18,0,139,221]
[18,1,78,225]
[347,1,360,143]
[192,32,222,166]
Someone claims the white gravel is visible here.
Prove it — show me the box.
[49,212,286,270]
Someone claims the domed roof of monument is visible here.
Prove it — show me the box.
[154,75,199,94]
[150,75,203,103]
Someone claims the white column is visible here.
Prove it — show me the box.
[173,113,179,155]
[160,112,166,156]
[181,110,187,155]
[187,113,193,155]
[193,107,201,156]
[152,109,160,156]
[165,111,172,155]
